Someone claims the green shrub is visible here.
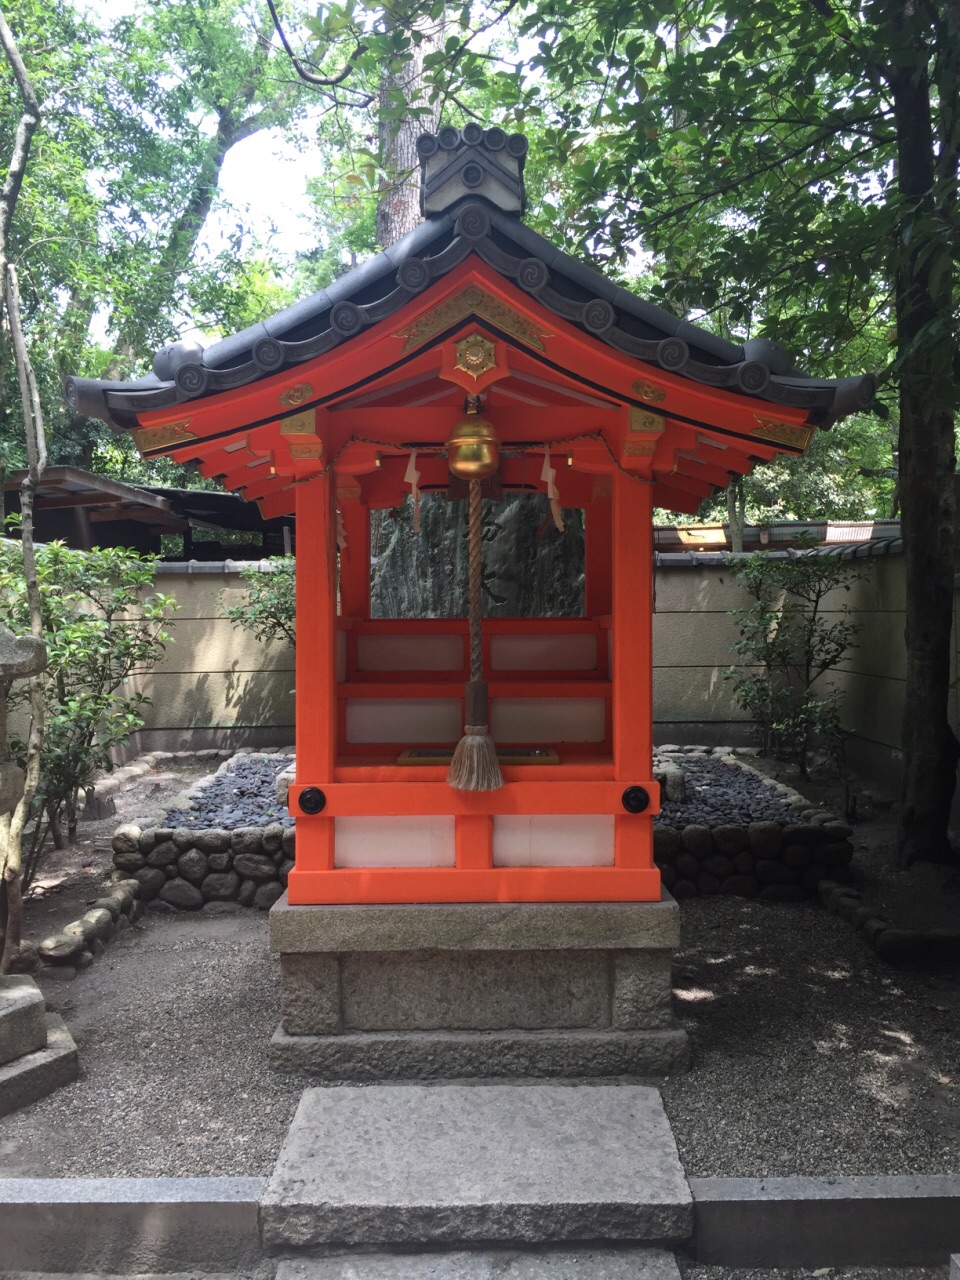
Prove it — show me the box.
[724,538,863,779]
[219,556,296,647]
[0,538,177,887]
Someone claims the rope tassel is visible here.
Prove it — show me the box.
[448,479,503,792]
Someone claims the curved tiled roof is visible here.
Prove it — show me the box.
[66,131,875,433]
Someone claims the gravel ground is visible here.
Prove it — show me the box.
[662,895,960,1176]
[0,908,307,1177]
[2,879,957,1180]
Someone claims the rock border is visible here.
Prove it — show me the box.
[108,748,297,922]
[653,747,854,902]
[18,748,285,982]
[818,878,960,967]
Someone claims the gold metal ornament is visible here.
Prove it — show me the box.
[454,334,497,380]
[279,383,312,407]
[446,407,500,480]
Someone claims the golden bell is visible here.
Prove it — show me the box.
[446,413,500,480]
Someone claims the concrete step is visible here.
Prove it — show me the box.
[275,1248,682,1279]
[0,1015,78,1118]
[260,1084,692,1254]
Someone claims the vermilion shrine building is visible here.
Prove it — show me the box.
[69,128,873,1076]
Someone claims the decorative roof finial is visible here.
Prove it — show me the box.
[417,124,527,218]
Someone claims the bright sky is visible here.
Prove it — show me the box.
[210,128,325,263]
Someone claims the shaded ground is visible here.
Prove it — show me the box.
[0,754,957,1185]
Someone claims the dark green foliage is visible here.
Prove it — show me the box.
[724,538,863,778]
[220,556,296,647]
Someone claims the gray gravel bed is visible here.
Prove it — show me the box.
[162,755,295,830]
[662,897,960,1177]
[657,756,795,829]
[0,910,309,1177]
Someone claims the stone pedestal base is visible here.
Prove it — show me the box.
[268,892,688,1080]
[0,973,78,1117]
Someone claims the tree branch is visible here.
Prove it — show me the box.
[0,8,41,275]
[265,0,366,88]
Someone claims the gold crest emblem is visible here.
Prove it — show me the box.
[279,383,312,408]
[454,334,497,380]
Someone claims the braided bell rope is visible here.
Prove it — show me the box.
[468,477,483,685]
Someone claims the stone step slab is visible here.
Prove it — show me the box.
[0,1015,78,1118]
[275,1247,682,1279]
[0,975,47,1067]
[260,1084,692,1253]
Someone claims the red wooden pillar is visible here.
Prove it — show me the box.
[338,485,370,619]
[611,469,656,874]
[289,471,336,888]
[586,481,613,618]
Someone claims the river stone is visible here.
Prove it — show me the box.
[201,871,241,901]
[233,827,264,857]
[81,907,115,941]
[759,883,807,903]
[254,881,285,911]
[138,828,159,854]
[208,850,234,872]
[134,867,167,900]
[282,827,296,857]
[178,849,209,885]
[696,872,720,896]
[109,880,139,908]
[93,896,122,921]
[681,825,713,858]
[38,931,86,962]
[721,875,759,898]
[783,824,829,846]
[195,828,232,854]
[146,840,180,868]
[263,823,285,855]
[159,878,204,911]
[238,878,257,907]
[172,827,197,851]
[62,917,98,945]
[659,864,676,891]
[234,853,278,883]
[676,854,700,881]
[672,879,697,900]
[112,847,145,873]
[801,865,830,892]
[747,822,782,857]
[702,855,734,880]
[823,821,854,840]
[279,858,295,886]
[756,860,800,885]
[653,827,681,860]
[711,826,748,856]
[733,850,755,875]
[783,845,812,868]
[111,824,141,856]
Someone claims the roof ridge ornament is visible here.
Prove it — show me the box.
[418,125,527,218]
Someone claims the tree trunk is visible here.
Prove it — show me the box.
[376,18,444,248]
[889,7,960,864]
[726,477,745,553]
